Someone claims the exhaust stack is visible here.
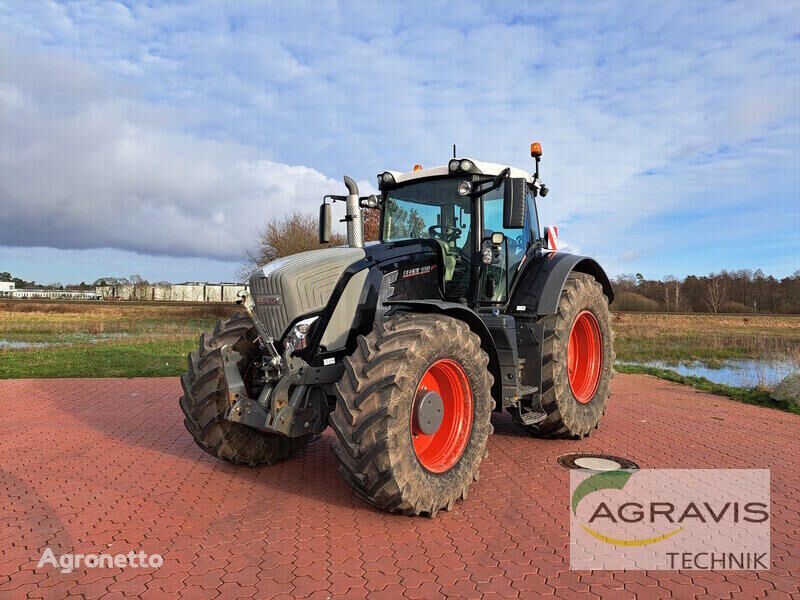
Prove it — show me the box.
[343,176,363,249]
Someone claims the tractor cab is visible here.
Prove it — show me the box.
[375,156,544,306]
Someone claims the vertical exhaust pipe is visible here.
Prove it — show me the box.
[343,175,363,249]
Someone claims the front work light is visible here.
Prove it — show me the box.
[284,316,319,355]
[448,159,460,172]
[457,181,472,196]
[459,159,473,171]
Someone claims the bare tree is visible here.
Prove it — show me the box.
[129,274,150,301]
[663,275,682,312]
[238,211,346,279]
[673,278,681,312]
[363,207,381,241]
[704,274,727,313]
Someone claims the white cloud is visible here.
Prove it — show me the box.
[0,1,797,278]
[0,41,349,260]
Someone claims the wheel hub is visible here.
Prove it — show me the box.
[567,310,603,404]
[414,390,444,435]
[411,359,473,473]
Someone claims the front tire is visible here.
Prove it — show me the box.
[179,313,308,465]
[329,314,494,516]
[513,272,614,438]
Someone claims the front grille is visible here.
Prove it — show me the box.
[249,273,291,340]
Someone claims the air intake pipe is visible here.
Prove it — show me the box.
[343,175,363,249]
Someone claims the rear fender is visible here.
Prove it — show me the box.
[508,251,614,316]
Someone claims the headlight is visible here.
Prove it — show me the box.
[284,316,319,355]
[457,180,472,196]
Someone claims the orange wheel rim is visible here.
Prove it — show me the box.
[567,311,603,404]
[411,359,473,473]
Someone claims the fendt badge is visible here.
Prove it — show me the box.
[255,294,282,306]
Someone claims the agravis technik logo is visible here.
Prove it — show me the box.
[569,469,770,570]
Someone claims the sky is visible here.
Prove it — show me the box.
[0,0,798,285]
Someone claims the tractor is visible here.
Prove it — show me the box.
[179,143,615,516]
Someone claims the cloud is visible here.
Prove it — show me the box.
[0,41,353,260]
[0,1,798,278]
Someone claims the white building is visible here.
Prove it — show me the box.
[0,281,15,297]
[12,288,99,300]
[94,282,247,302]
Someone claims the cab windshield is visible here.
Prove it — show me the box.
[381,176,533,304]
[382,178,473,299]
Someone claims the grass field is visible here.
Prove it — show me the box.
[0,300,237,379]
[612,312,800,364]
[1,300,798,412]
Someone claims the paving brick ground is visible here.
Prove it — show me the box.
[1,374,798,599]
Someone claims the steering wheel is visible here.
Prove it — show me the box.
[428,225,462,244]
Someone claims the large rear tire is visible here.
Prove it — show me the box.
[513,272,614,438]
[179,313,308,465]
[330,314,494,516]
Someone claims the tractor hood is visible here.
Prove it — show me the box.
[248,247,366,340]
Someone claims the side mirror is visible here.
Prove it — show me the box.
[503,178,526,228]
[490,231,505,246]
[319,202,331,244]
[359,194,380,209]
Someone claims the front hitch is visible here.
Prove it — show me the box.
[221,344,328,438]
[222,345,272,431]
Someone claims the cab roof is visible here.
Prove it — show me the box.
[384,158,534,185]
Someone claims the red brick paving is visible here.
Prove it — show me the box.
[1,374,798,599]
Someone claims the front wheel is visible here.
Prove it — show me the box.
[179,313,309,465]
[513,272,615,438]
[329,314,494,516]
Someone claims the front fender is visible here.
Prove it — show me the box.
[383,299,504,409]
[508,251,614,316]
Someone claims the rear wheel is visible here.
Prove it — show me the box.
[329,313,494,516]
[513,272,614,438]
[179,313,308,465]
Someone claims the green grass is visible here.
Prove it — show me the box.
[0,338,196,379]
[612,312,800,363]
[614,336,770,362]
[0,299,235,379]
[615,363,798,415]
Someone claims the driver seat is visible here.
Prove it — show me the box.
[433,239,458,281]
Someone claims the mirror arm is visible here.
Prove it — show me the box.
[472,168,510,198]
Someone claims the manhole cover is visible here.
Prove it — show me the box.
[557,453,639,471]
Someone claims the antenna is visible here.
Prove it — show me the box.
[453,144,456,158]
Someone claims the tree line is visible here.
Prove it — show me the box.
[613,270,800,314]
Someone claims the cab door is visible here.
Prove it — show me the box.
[478,183,532,305]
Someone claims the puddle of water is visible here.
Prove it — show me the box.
[620,358,796,388]
[0,339,54,349]
[0,332,131,350]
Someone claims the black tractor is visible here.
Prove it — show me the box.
[180,143,615,516]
